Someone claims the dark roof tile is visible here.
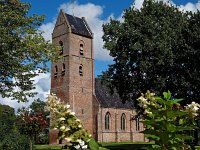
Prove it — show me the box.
[65,13,92,38]
[95,78,134,109]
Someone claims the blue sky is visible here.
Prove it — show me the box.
[21,0,199,76]
[1,0,200,109]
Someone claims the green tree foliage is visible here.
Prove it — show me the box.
[0,104,30,150]
[0,0,57,102]
[0,104,16,139]
[29,98,47,114]
[0,129,30,150]
[101,0,200,105]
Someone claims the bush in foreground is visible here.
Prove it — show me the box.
[45,94,98,150]
[138,91,200,149]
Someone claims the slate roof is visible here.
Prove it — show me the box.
[65,13,93,38]
[95,78,135,109]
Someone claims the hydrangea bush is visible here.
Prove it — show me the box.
[45,94,92,150]
[137,91,200,150]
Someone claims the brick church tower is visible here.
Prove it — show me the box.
[50,10,95,144]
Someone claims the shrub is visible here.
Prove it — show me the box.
[45,94,97,149]
[0,128,30,150]
[137,91,200,149]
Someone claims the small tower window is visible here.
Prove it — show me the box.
[121,113,126,131]
[59,41,63,55]
[79,64,83,76]
[61,63,65,75]
[80,44,84,55]
[54,65,58,77]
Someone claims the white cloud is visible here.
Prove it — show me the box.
[40,1,115,61]
[133,0,199,12]
[40,22,55,42]
[0,72,50,111]
[180,1,200,12]
[133,0,144,10]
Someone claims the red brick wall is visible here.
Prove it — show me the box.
[50,11,94,144]
[97,107,145,142]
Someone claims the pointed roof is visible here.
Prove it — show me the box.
[95,78,135,109]
[65,13,93,38]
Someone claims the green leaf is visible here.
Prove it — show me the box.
[172,99,184,104]
[167,110,188,118]
[88,138,99,150]
[163,91,171,100]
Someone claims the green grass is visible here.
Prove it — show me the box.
[34,143,199,150]
[195,146,200,149]
[34,142,153,150]
[99,142,154,150]
[33,145,63,150]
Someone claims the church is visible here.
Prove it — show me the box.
[50,9,144,144]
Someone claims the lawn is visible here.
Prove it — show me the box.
[33,142,154,150]
[34,142,199,150]
[99,142,154,150]
[33,145,63,150]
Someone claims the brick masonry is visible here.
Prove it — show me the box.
[50,10,145,144]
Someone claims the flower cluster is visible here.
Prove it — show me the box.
[74,139,88,149]
[46,94,91,149]
[137,90,160,116]
[184,101,200,117]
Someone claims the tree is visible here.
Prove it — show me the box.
[0,104,30,150]
[17,99,49,144]
[0,104,16,139]
[101,0,200,106]
[0,0,57,102]
[29,98,47,114]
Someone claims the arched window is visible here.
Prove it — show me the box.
[54,65,58,77]
[61,63,65,75]
[59,41,63,55]
[105,112,111,130]
[79,64,83,76]
[80,44,84,55]
[121,113,126,130]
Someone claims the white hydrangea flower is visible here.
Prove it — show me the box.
[82,145,88,149]
[60,126,66,131]
[58,117,65,122]
[74,144,80,149]
[64,127,70,132]
[64,137,72,142]
[184,101,200,117]
[66,104,70,109]
[74,139,87,149]
[144,109,152,115]
[71,112,75,115]
[143,104,148,109]
[76,119,80,122]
